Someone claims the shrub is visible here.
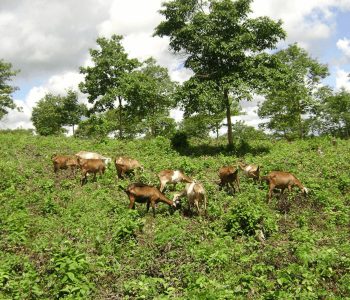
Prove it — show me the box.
[224,197,278,238]
[170,131,189,150]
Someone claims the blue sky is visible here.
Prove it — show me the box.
[1,0,350,130]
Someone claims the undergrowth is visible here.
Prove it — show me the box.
[0,132,349,299]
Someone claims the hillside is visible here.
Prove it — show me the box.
[0,131,349,299]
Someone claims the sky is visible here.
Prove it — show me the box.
[1,0,350,131]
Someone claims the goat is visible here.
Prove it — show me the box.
[124,183,178,217]
[115,156,143,179]
[218,166,240,194]
[261,171,308,202]
[52,154,79,176]
[77,157,106,186]
[238,162,260,183]
[76,151,112,165]
[173,181,207,215]
[158,169,193,192]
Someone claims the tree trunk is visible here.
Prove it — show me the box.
[216,123,219,140]
[224,89,233,147]
[296,100,303,139]
[118,96,123,139]
[72,124,75,135]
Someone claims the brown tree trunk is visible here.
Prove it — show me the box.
[224,89,233,147]
[118,96,123,139]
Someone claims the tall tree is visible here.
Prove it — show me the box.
[313,87,350,138]
[121,57,177,137]
[0,59,19,119]
[79,35,140,138]
[258,44,329,139]
[31,91,86,136]
[154,0,285,147]
[60,90,87,135]
[177,79,243,139]
[31,94,66,136]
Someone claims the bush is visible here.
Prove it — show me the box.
[170,131,189,150]
[224,197,278,238]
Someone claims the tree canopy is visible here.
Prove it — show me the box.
[0,59,19,120]
[79,36,177,139]
[31,91,86,136]
[313,87,350,138]
[79,35,140,138]
[154,0,286,146]
[258,44,329,139]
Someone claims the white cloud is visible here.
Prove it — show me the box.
[251,0,349,54]
[1,0,350,131]
[335,69,350,90]
[0,0,112,78]
[0,71,85,130]
[337,38,350,57]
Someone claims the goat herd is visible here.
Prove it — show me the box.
[52,151,308,217]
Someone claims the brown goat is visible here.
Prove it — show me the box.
[158,169,193,192]
[261,171,308,202]
[173,181,207,215]
[125,183,178,217]
[115,156,143,179]
[52,155,79,176]
[78,158,106,186]
[218,166,240,194]
[238,162,260,183]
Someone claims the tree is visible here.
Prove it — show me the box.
[31,91,86,136]
[79,35,140,138]
[154,0,285,147]
[0,59,19,119]
[31,94,66,136]
[257,44,329,139]
[177,79,244,139]
[121,57,177,137]
[314,87,350,138]
[60,90,87,135]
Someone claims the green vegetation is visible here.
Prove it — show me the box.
[0,59,19,119]
[154,0,286,147]
[31,91,86,136]
[1,131,349,299]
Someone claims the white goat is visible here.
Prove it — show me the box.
[75,151,112,165]
[173,181,207,215]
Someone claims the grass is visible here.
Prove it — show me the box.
[0,131,349,299]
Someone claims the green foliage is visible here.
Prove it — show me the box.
[224,196,278,238]
[79,35,140,138]
[47,242,94,299]
[79,37,177,139]
[155,0,286,146]
[170,130,189,149]
[31,91,86,136]
[258,43,329,139]
[0,59,19,119]
[314,87,350,138]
